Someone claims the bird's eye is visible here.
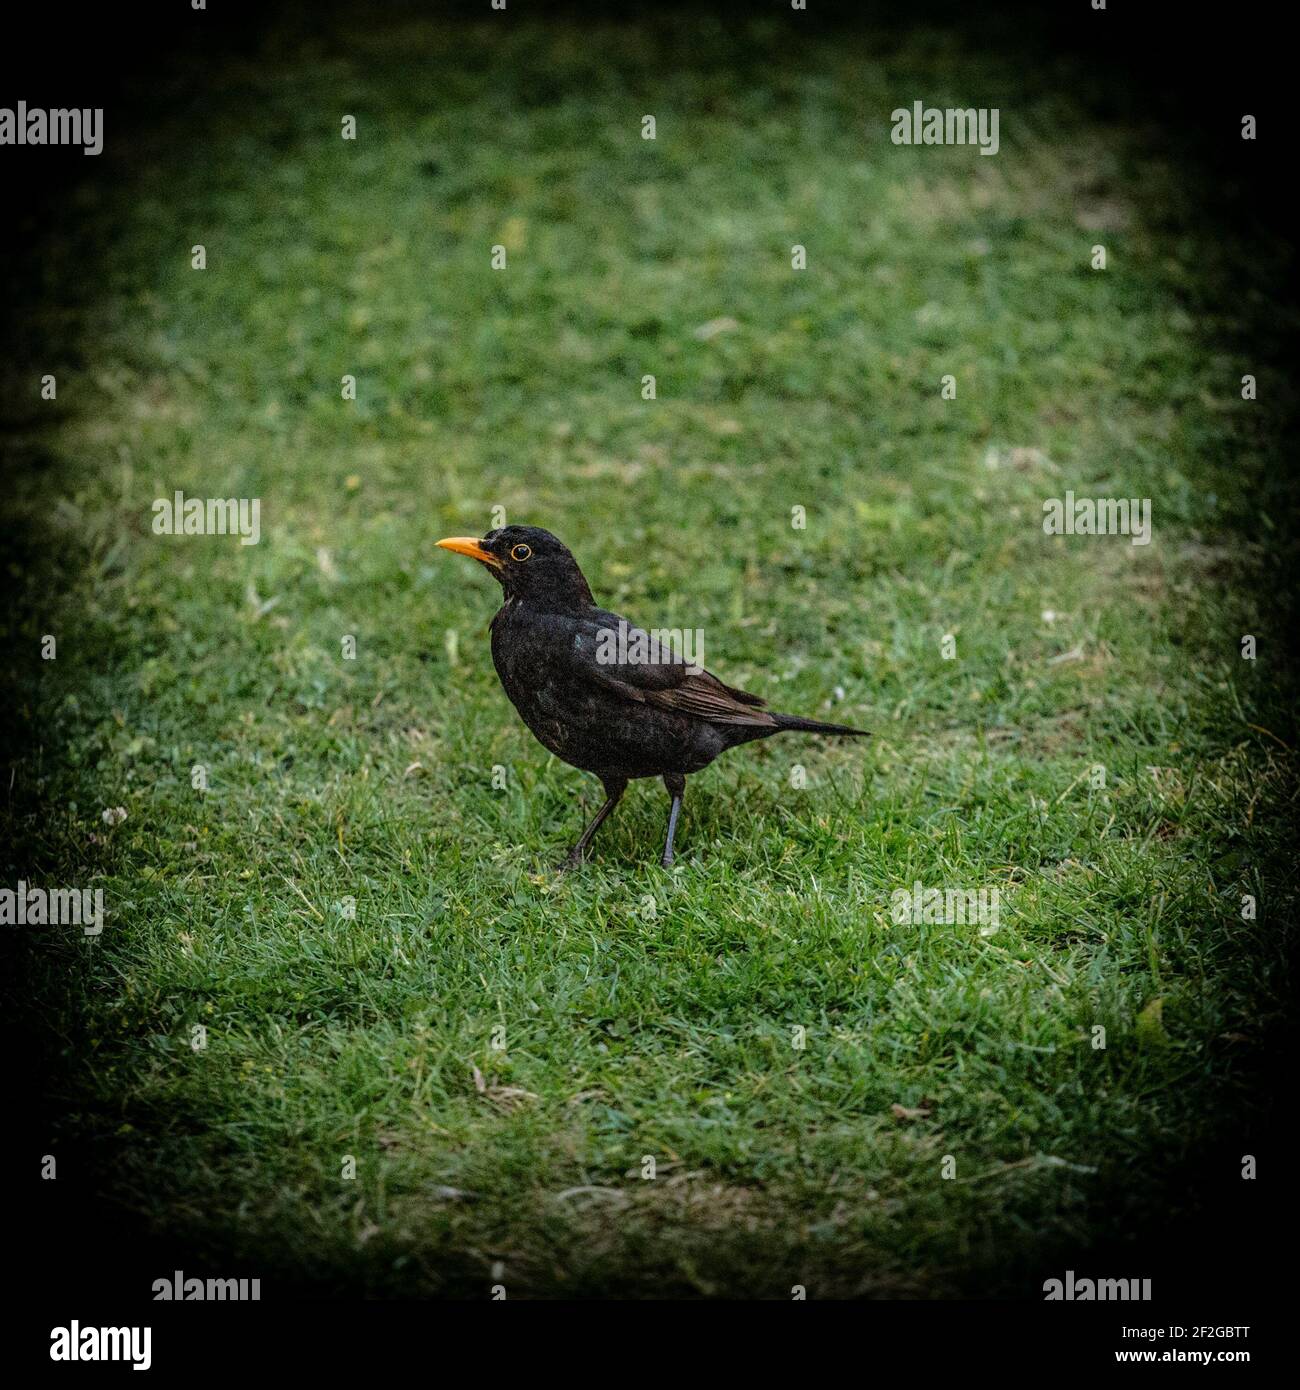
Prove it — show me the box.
[510,544,532,562]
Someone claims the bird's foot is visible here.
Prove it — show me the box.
[660,851,674,869]
[557,848,585,872]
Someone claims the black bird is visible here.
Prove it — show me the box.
[438,526,868,868]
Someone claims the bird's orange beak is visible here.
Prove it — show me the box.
[436,536,502,569]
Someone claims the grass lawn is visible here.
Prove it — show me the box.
[2,9,1295,1297]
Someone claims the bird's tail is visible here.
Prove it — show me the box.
[772,712,871,737]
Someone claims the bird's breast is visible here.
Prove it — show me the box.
[490,608,578,756]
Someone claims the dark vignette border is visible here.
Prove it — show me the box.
[0,0,1294,1311]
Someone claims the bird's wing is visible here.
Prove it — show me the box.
[554,610,777,728]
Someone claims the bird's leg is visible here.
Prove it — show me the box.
[560,775,627,869]
[661,773,686,868]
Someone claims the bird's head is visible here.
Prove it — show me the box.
[437,525,594,607]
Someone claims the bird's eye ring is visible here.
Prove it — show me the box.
[510,543,532,562]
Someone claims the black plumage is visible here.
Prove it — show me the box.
[438,525,868,867]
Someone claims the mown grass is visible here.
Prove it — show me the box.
[2,10,1295,1296]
